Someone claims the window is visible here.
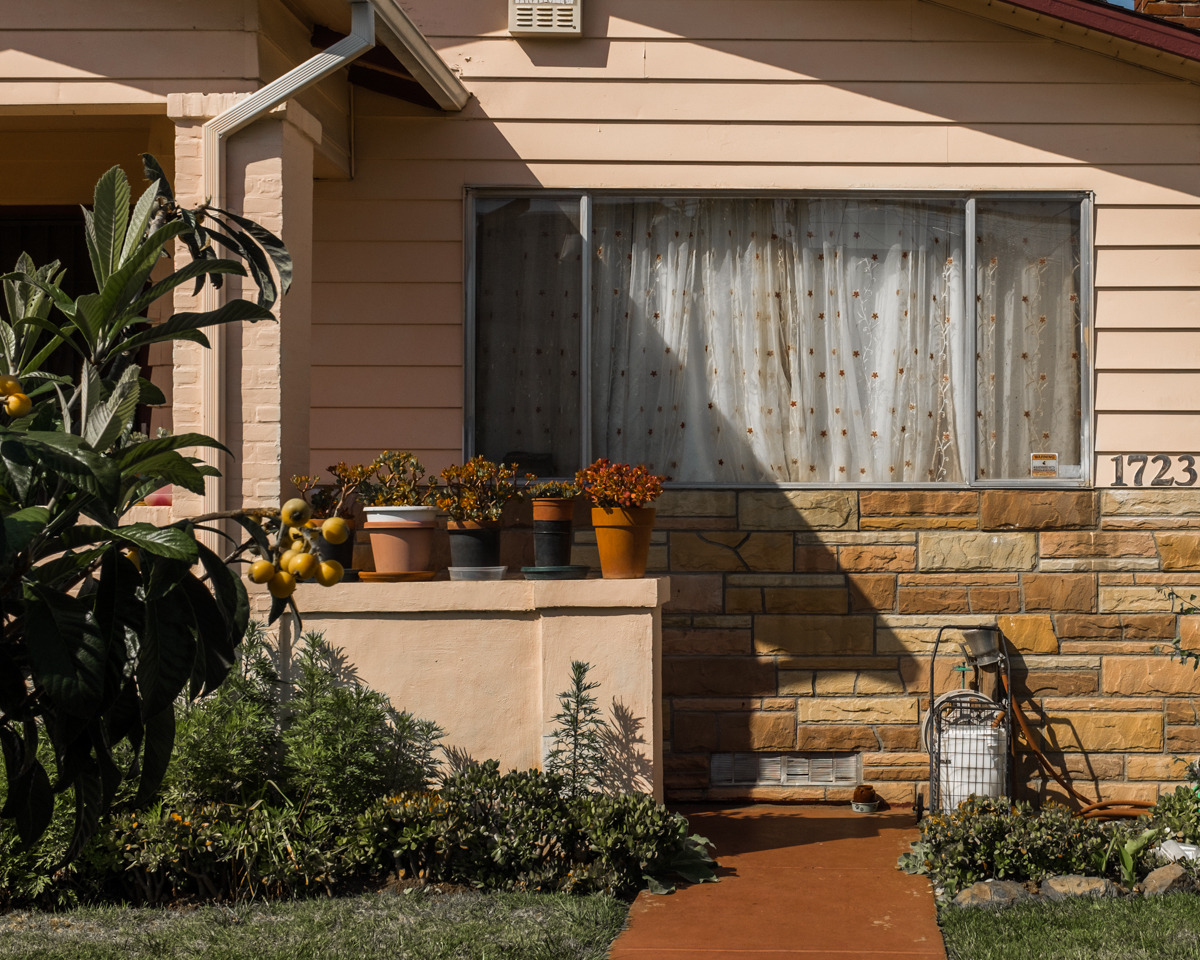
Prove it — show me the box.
[470,193,1088,485]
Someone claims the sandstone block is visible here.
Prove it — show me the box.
[848,574,897,612]
[813,671,858,696]
[795,546,839,571]
[1159,533,1200,571]
[1099,587,1177,613]
[1014,670,1098,697]
[657,490,737,517]
[898,586,970,614]
[856,671,906,694]
[1053,615,1122,642]
[969,586,1022,613]
[754,615,874,656]
[729,574,844,587]
[694,614,752,629]
[981,490,1097,530]
[762,587,848,615]
[663,627,751,656]
[740,491,857,531]
[839,544,917,572]
[1125,755,1189,781]
[864,765,929,781]
[998,615,1059,654]
[875,726,921,750]
[798,697,917,724]
[798,531,917,546]
[861,516,978,530]
[1165,700,1200,723]
[664,657,776,697]
[725,587,764,614]
[876,624,940,655]
[666,574,725,614]
[1040,531,1156,559]
[1168,726,1200,751]
[671,532,793,572]
[761,697,797,711]
[1101,489,1200,518]
[1103,657,1200,696]
[1041,712,1163,752]
[718,711,797,751]
[1040,697,1160,713]
[779,656,898,670]
[672,713,718,752]
[1121,614,1179,641]
[920,532,1037,571]
[1023,574,1097,613]
[795,724,880,751]
[778,671,815,695]
[860,490,977,516]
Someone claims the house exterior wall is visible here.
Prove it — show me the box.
[310,0,1200,803]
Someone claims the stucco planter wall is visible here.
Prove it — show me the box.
[288,577,668,800]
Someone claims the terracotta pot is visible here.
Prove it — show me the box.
[591,505,656,579]
[531,497,576,523]
[446,520,502,567]
[363,504,437,524]
[364,519,435,573]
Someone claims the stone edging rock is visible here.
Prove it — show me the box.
[952,865,1195,908]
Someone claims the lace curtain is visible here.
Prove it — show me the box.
[474,195,1082,484]
[591,198,969,483]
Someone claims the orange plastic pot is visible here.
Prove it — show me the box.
[591,506,655,579]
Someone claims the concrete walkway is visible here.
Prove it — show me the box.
[609,805,945,960]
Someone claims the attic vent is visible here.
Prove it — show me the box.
[711,752,859,787]
[509,0,582,37]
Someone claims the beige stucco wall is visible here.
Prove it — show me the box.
[282,577,667,798]
[310,0,1200,482]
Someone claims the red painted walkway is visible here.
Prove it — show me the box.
[610,805,945,960]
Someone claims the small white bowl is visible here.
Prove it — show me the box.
[448,566,507,581]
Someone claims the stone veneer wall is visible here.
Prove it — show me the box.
[625,487,1200,806]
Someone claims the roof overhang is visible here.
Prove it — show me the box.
[932,0,1200,81]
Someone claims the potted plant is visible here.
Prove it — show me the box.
[523,478,582,573]
[436,456,520,574]
[292,461,370,576]
[357,451,440,577]
[575,459,664,579]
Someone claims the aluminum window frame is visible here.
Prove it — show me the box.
[465,188,1094,489]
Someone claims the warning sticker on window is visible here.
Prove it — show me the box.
[1031,452,1058,479]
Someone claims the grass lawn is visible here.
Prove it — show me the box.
[941,894,1200,960]
[0,888,628,960]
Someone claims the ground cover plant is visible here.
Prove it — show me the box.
[0,888,628,960]
[898,791,1200,900]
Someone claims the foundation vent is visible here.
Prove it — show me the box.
[509,0,582,36]
[711,752,859,787]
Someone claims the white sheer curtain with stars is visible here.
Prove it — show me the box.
[590,197,970,483]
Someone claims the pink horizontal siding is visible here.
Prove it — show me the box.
[311,0,1200,482]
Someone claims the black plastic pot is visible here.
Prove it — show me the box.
[532,519,573,568]
[447,523,501,568]
[315,523,355,569]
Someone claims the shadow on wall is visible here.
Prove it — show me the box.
[602,698,655,794]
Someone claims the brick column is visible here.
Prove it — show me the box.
[167,95,320,520]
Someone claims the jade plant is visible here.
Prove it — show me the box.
[436,456,520,522]
[575,458,664,509]
[358,450,438,507]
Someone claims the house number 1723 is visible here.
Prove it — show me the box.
[1110,454,1197,487]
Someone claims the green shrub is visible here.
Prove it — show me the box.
[1149,785,1200,845]
[281,632,442,813]
[88,801,349,904]
[899,796,1171,899]
[165,623,283,806]
[354,762,716,899]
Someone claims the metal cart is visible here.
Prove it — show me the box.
[920,625,1012,818]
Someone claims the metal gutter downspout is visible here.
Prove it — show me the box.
[198,0,376,523]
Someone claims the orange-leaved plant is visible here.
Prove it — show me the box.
[575,459,664,509]
[436,456,520,522]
